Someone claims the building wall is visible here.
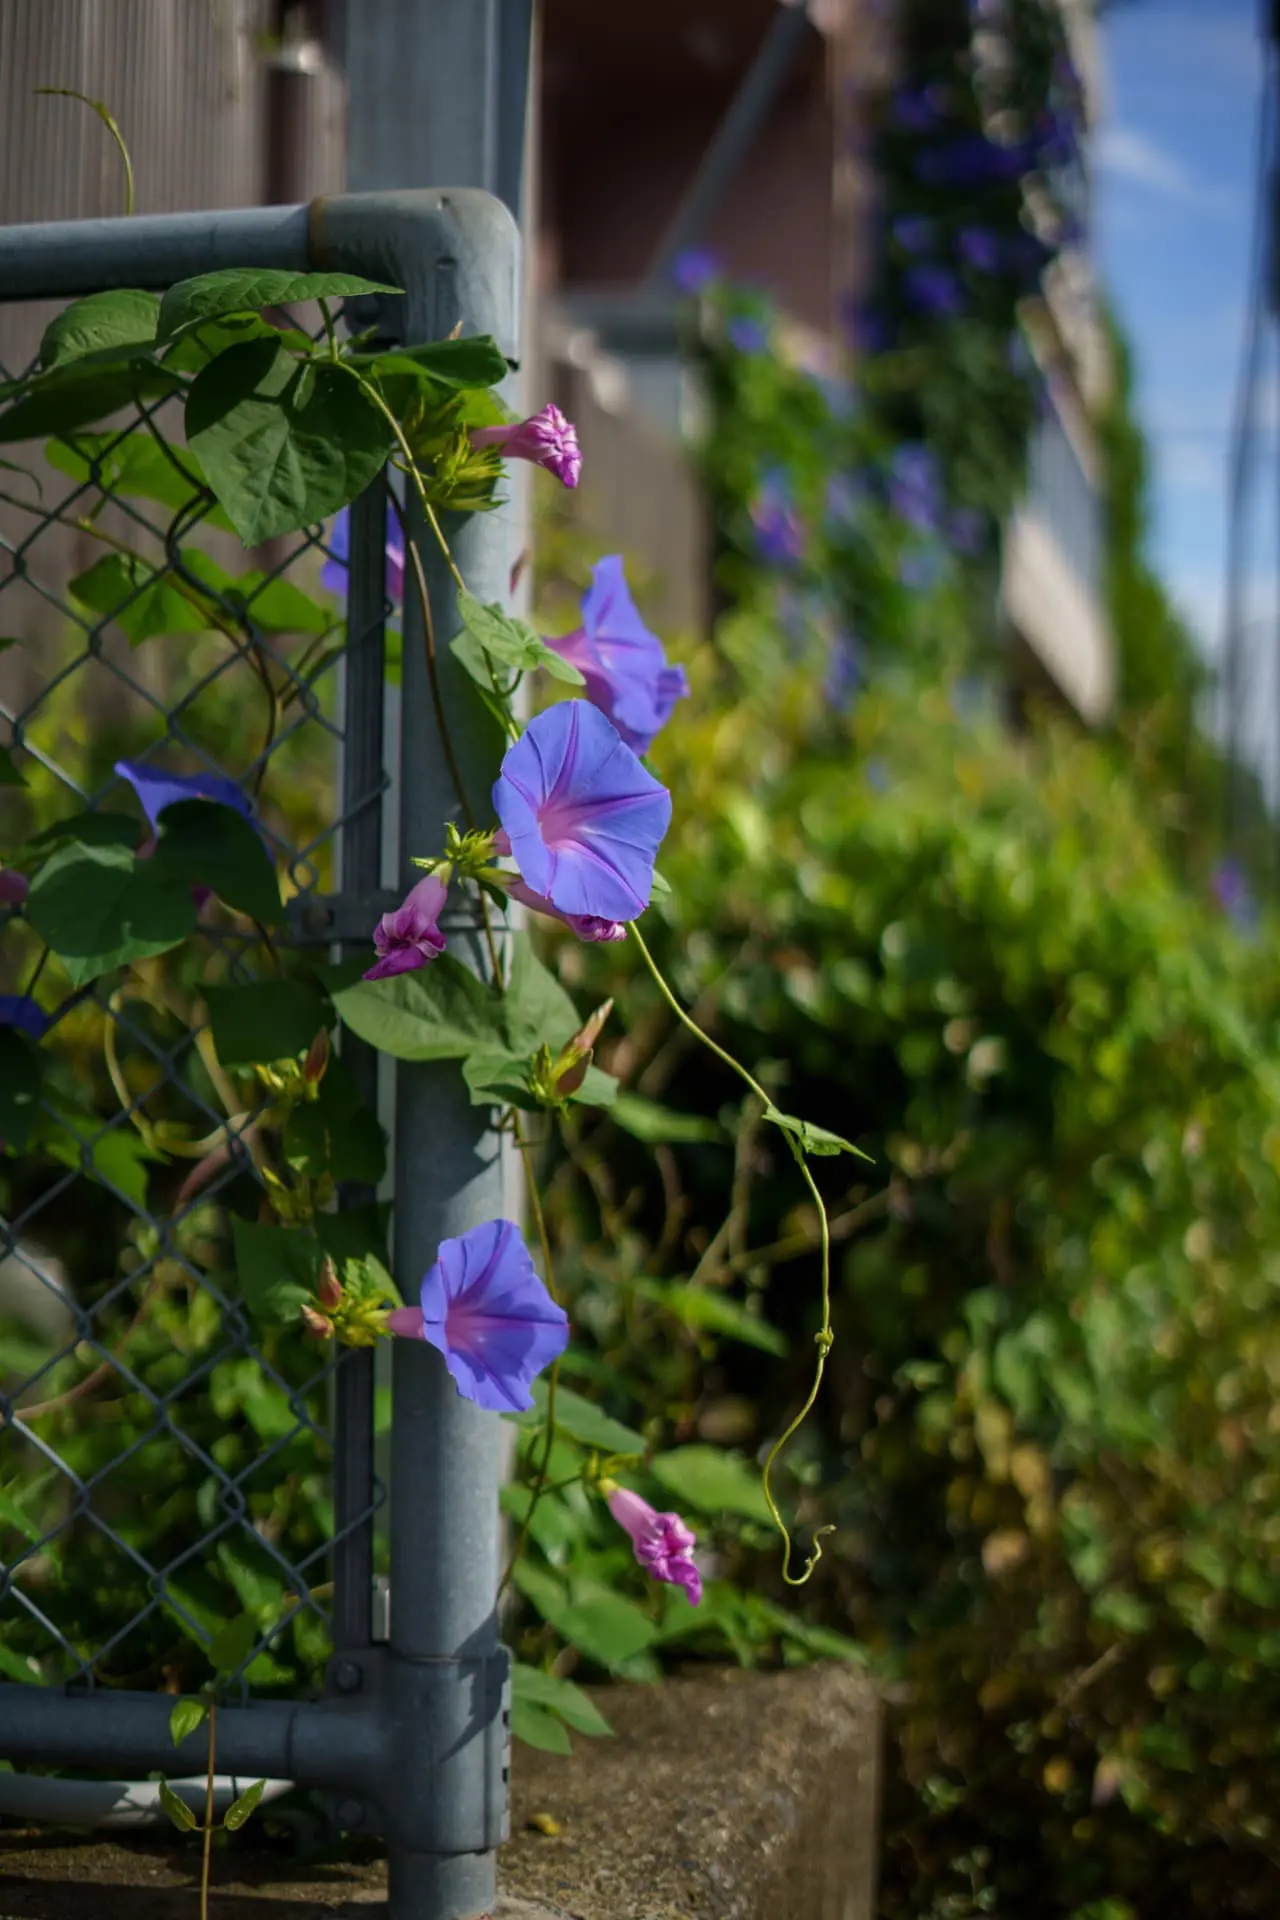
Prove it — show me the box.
[0,0,345,721]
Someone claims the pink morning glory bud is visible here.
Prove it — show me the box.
[605,1484,702,1606]
[317,1256,343,1311]
[506,877,628,944]
[365,874,448,982]
[469,404,582,489]
[0,869,28,907]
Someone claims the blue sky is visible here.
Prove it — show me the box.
[1096,0,1264,666]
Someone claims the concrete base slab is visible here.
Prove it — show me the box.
[0,1663,879,1920]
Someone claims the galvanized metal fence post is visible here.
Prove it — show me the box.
[0,189,520,1918]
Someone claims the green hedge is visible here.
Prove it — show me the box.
[546,622,1280,1915]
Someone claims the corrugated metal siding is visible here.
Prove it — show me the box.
[0,0,345,726]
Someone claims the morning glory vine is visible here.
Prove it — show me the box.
[0,262,869,1620]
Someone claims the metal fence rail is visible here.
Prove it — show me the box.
[0,187,519,1920]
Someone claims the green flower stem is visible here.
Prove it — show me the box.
[201,1701,216,1920]
[630,920,835,1584]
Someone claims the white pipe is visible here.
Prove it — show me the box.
[0,1771,295,1830]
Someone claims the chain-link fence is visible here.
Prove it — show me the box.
[0,190,520,1920]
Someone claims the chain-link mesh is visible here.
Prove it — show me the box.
[0,310,390,1708]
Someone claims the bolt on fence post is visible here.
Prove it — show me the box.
[380,195,521,1920]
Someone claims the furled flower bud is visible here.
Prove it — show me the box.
[303,1027,331,1086]
[300,1304,334,1339]
[469,404,582,489]
[317,1256,343,1311]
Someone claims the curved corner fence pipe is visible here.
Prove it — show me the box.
[0,188,520,1920]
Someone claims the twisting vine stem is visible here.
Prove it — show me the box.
[630,922,835,1583]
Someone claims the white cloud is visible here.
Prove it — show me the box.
[1094,124,1231,211]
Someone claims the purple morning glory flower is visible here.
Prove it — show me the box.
[321,502,405,607]
[493,702,671,925]
[0,869,28,907]
[958,227,1001,273]
[114,760,254,834]
[841,298,891,357]
[385,1218,568,1413]
[543,556,689,756]
[605,1485,701,1606]
[750,471,805,568]
[510,879,629,948]
[904,263,964,317]
[507,877,627,944]
[891,215,934,255]
[888,445,941,532]
[898,547,943,592]
[0,994,48,1041]
[915,135,1031,189]
[890,84,947,133]
[726,315,770,354]
[671,246,720,293]
[948,506,986,555]
[365,874,447,981]
[824,631,862,713]
[470,404,582,489]
[1212,860,1258,934]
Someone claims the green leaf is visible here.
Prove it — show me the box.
[454,589,585,686]
[207,1611,260,1676]
[180,549,334,636]
[45,431,230,527]
[315,1202,393,1275]
[649,1446,772,1523]
[203,979,331,1067]
[761,1104,871,1161]
[40,290,160,368]
[529,1376,646,1456]
[168,1698,209,1748]
[163,313,314,375]
[40,1099,167,1210]
[571,1065,618,1109]
[555,1584,659,1670]
[68,553,214,646]
[223,1777,267,1832]
[0,349,182,444]
[26,810,139,855]
[154,799,282,925]
[158,269,400,341]
[511,1698,573,1755]
[610,1092,724,1146]
[333,954,504,1060]
[631,1279,788,1357]
[25,839,195,986]
[230,1218,322,1328]
[186,338,392,546]
[0,1031,42,1153]
[0,745,23,786]
[511,1662,612,1738]
[353,336,509,390]
[285,1056,387,1187]
[158,1779,199,1833]
[461,1047,538,1111]
[0,1643,44,1683]
[503,936,581,1054]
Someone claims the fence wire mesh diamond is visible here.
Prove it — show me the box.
[0,307,391,1708]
